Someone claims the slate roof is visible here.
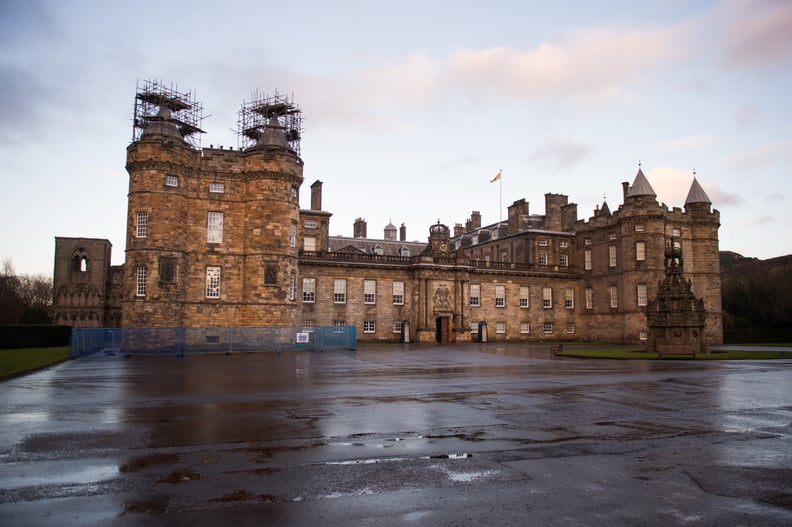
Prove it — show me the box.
[328,236,427,257]
[684,177,712,205]
[626,167,657,198]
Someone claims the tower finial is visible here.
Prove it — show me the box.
[638,159,642,169]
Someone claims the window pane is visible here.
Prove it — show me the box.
[206,267,221,298]
[495,285,505,307]
[136,211,148,238]
[207,212,223,243]
[393,281,404,305]
[470,284,480,306]
[584,249,592,270]
[542,287,552,308]
[637,284,648,306]
[334,279,346,304]
[564,288,574,309]
[303,278,316,303]
[636,241,646,261]
[519,286,530,308]
[364,279,376,304]
[136,266,147,296]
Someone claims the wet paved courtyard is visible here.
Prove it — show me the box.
[1,343,791,526]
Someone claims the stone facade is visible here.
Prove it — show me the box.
[52,84,723,346]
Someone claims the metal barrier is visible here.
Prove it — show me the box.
[69,326,357,357]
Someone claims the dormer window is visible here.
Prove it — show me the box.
[372,244,384,255]
[399,246,411,257]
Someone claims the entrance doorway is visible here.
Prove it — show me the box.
[435,316,450,343]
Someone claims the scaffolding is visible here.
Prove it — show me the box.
[237,90,302,154]
[132,79,205,148]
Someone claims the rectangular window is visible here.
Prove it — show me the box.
[393,281,404,305]
[135,265,147,297]
[290,221,297,248]
[333,279,346,304]
[206,266,221,299]
[393,320,402,334]
[609,232,617,240]
[566,323,575,334]
[609,286,618,308]
[495,285,505,307]
[560,240,568,248]
[470,284,480,307]
[636,241,646,261]
[303,237,316,252]
[538,239,548,246]
[543,287,552,309]
[302,278,316,303]
[520,322,530,334]
[584,238,592,246]
[584,249,592,270]
[672,228,681,237]
[564,288,574,309]
[470,321,478,333]
[135,211,148,238]
[637,283,648,306]
[209,182,225,193]
[207,212,224,243]
[289,272,295,301]
[304,219,317,229]
[639,330,648,341]
[519,286,530,308]
[165,175,178,187]
[609,245,617,267]
[364,279,376,304]
[635,223,645,232]
[585,287,593,309]
[333,320,346,332]
[539,253,548,265]
[363,320,376,333]
[543,321,553,334]
[496,321,506,334]
[302,320,315,333]
[560,254,568,267]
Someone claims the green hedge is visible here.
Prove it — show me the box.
[0,325,72,349]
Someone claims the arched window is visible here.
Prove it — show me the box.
[72,249,88,273]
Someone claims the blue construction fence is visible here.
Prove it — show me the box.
[69,326,357,357]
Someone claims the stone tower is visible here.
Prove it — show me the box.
[123,81,304,327]
[52,237,114,327]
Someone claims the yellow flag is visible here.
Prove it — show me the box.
[490,170,502,183]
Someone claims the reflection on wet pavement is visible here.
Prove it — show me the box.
[0,343,791,525]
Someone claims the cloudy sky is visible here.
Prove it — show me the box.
[2,0,791,275]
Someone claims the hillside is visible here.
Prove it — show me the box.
[720,251,792,331]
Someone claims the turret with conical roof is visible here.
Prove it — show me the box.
[625,163,657,200]
[685,175,711,206]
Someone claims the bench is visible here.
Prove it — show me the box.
[550,344,564,355]
[657,345,697,357]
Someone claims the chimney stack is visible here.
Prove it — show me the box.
[353,217,367,238]
[311,180,323,211]
[399,223,406,242]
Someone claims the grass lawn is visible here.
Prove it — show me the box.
[556,347,792,360]
[0,347,70,380]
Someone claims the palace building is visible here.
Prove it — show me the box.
[53,82,723,346]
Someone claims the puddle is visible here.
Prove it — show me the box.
[120,452,178,473]
[0,463,118,489]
